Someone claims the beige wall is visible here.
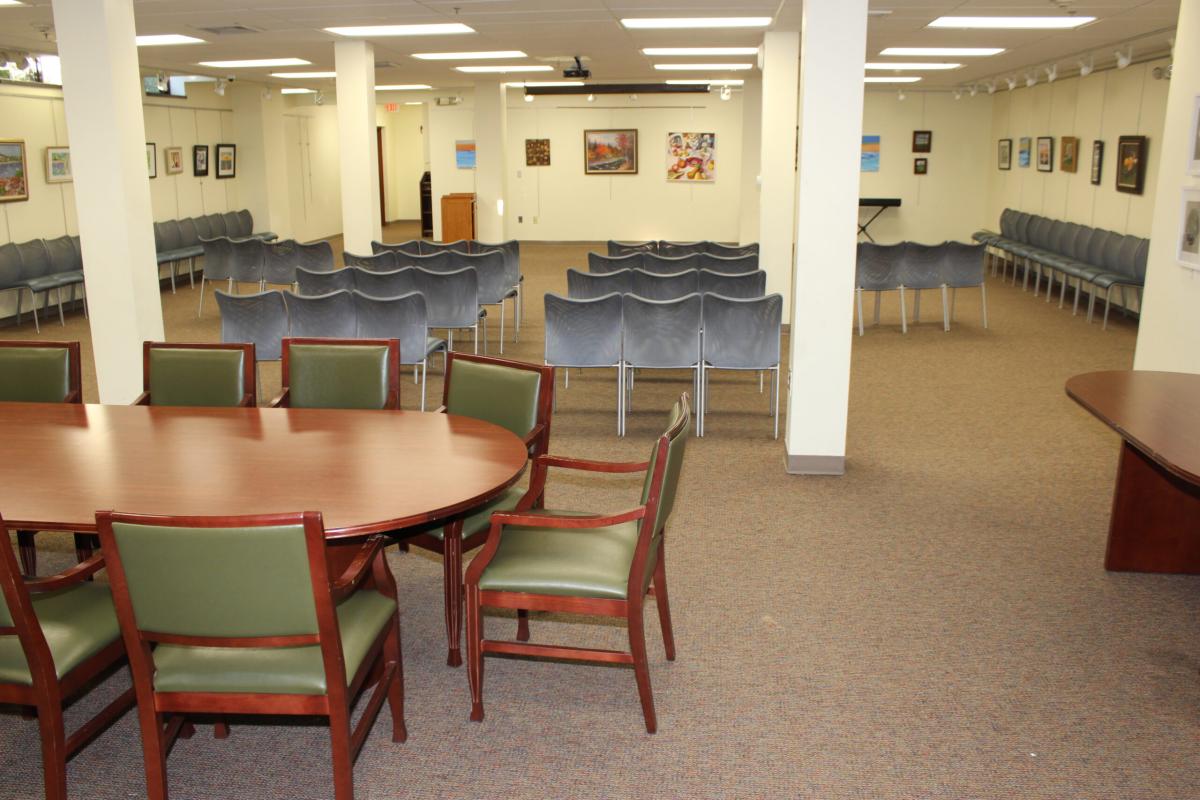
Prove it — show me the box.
[282,103,343,246]
[378,104,428,222]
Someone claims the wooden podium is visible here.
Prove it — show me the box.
[440,193,476,242]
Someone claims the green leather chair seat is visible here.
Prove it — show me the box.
[149,347,247,407]
[0,584,121,686]
[151,590,394,695]
[476,519,640,600]
[0,347,72,402]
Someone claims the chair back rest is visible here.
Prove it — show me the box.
[413,267,478,328]
[283,290,357,339]
[283,339,399,410]
[44,235,82,274]
[939,242,985,287]
[543,292,623,368]
[353,291,428,364]
[999,209,1016,238]
[698,252,758,273]
[705,241,758,258]
[1130,237,1150,282]
[643,252,701,274]
[206,212,228,237]
[372,240,423,257]
[453,250,508,303]
[215,290,288,361]
[444,354,548,444]
[177,217,200,249]
[699,269,766,298]
[470,240,520,285]
[421,239,468,254]
[855,242,901,291]
[399,251,455,273]
[222,211,244,238]
[897,242,945,289]
[636,396,692,589]
[154,220,182,253]
[701,293,782,370]
[588,251,642,273]
[296,266,354,296]
[353,267,417,299]
[0,243,20,286]
[622,294,702,368]
[345,250,399,272]
[608,240,657,257]
[1086,229,1113,265]
[0,342,79,402]
[567,268,631,299]
[294,241,334,271]
[15,240,51,280]
[200,237,234,281]
[1046,220,1068,253]
[192,215,213,239]
[632,268,699,301]
[1014,212,1033,243]
[229,238,265,283]
[262,240,300,285]
[0,515,49,662]
[146,344,253,407]
[658,241,705,257]
[236,210,254,237]
[1071,227,1095,261]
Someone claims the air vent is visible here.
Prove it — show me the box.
[375,61,398,69]
[196,24,263,36]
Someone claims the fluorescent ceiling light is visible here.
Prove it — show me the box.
[654,63,754,71]
[199,58,310,68]
[929,16,1095,29]
[413,50,526,60]
[865,62,962,70]
[404,101,423,105]
[456,65,553,73]
[324,24,474,36]
[136,34,205,46]
[280,88,315,94]
[665,79,745,86]
[880,47,1004,57]
[376,84,433,90]
[504,81,584,87]
[271,71,336,78]
[621,17,771,29]
[0,1,26,6]
[864,76,922,83]
[642,47,759,56]
[175,75,217,83]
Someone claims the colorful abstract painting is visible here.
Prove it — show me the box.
[666,132,716,182]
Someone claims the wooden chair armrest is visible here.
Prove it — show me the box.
[433,404,447,414]
[522,423,546,449]
[237,393,255,408]
[63,389,82,404]
[132,392,151,406]
[331,536,385,602]
[537,454,650,474]
[268,388,290,408]
[490,506,647,530]
[26,554,104,593]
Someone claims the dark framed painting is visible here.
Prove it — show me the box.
[1115,135,1148,194]
[146,142,156,179]
[1060,136,1079,173]
[998,139,1012,170]
[584,129,637,174]
[216,143,236,179]
[1090,140,1104,185]
[193,145,209,177]
[525,138,550,167]
[912,130,932,153]
[0,139,29,202]
[1036,136,1054,172]
[913,157,928,175]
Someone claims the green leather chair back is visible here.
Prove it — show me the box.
[110,521,319,638]
[446,359,541,438]
[638,398,690,589]
[288,344,391,410]
[0,347,72,403]
[149,347,247,407]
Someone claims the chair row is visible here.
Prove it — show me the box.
[589,250,758,275]
[855,241,988,335]
[197,237,335,315]
[153,209,277,292]
[544,291,783,438]
[972,209,1149,329]
[0,235,85,333]
[569,267,766,302]
[606,239,759,259]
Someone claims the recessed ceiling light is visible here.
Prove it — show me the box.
[199,58,311,68]
[0,1,26,6]
[271,71,336,78]
[280,88,315,94]
[642,47,759,56]
[503,81,585,87]
[654,63,754,71]
[621,17,771,29]
[865,62,962,70]
[455,65,553,73]
[413,50,526,60]
[665,79,745,86]
[324,24,475,37]
[864,76,922,83]
[880,47,1004,57]
[928,16,1096,30]
[136,34,206,46]
[376,84,433,91]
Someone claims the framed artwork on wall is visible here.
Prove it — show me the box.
[0,140,29,202]
[1018,137,1031,168]
[584,129,638,174]
[164,146,184,175]
[216,143,236,179]
[146,142,156,179]
[998,139,1012,170]
[455,140,476,169]
[1179,187,1200,270]
[1036,137,1054,172]
[912,130,932,153]
[1090,141,1104,185]
[1188,95,1200,176]
[193,145,209,177]
[1060,136,1079,173]
[666,132,716,182]
[1115,135,1148,194]
[913,158,928,175]
[525,138,550,167]
[44,146,71,183]
[861,135,880,172]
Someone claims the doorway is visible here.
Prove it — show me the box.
[376,125,386,227]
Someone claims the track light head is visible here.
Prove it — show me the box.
[213,79,227,96]
[969,84,978,97]
[586,93,595,102]
[719,85,731,100]
[1115,47,1132,69]
[896,88,906,101]
[1045,64,1057,83]
[1005,76,1017,91]
[1078,57,1094,77]
[523,93,533,102]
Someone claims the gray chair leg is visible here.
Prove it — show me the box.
[898,286,907,334]
[1022,259,1031,292]
[420,360,428,412]
[55,288,65,326]
[31,291,41,333]
[856,288,864,336]
[197,278,207,317]
[913,288,921,322]
[1059,275,1068,308]
[940,285,949,332]
[873,291,881,325]
[980,283,989,329]
[498,303,505,354]
[1102,286,1114,330]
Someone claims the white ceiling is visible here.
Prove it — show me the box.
[0,0,1181,92]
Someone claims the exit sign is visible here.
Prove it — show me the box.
[385,103,399,112]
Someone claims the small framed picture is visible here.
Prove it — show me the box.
[146,142,156,179]
[193,145,209,177]
[44,146,72,183]
[1115,136,1148,194]
[216,143,236,179]
[912,130,932,153]
[164,146,184,175]
[0,139,29,202]
[998,139,1012,170]
[1090,140,1104,185]
[1036,137,1054,172]
[1060,136,1079,173]
[913,157,928,175]
[1188,95,1200,176]
[1018,137,1032,168]
[1178,187,1200,270]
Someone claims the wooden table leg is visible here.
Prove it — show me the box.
[1105,441,1200,574]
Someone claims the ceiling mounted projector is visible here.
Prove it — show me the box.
[563,56,591,79]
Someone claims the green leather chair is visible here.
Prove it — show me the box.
[134,342,256,407]
[464,394,690,734]
[95,510,405,800]
[271,338,401,410]
[0,513,135,800]
[403,352,554,667]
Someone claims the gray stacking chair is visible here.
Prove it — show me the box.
[658,241,706,257]
[206,212,228,238]
[344,250,399,271]
[228,237,265,292]
[701,293,783,438]
[236,209,254,237]
[297,266,355,296]
[352,290,446,409]
[12,240,62,332]
[42,235,86,323]
[855,242,904,335]
[643,252,701,274]
[153,220,184,292]
[222,211,244,238]
[568,268,632,299]
[192,214,213,240]
[898,242,950,333]
[263,240,334,289]
[353,267,417,299]
[176,217,200,288]
[621,293,702,437]
[632,268,699,301]
[1065,227,1096,316]
[706,241,759,258]
[372,240,423,257]
[544,292,624,433]
[698,253,758,274]
[215,289,288,398]
[413,266,484,353]
[1095,235,1149,330]
[699,269,766,299]
[940,242,988,330]
[398,250,455,273]
[421,239,469,254]
[588,251,643,273]
[198,237,234,317]
[608,240,657,257]
[283,289,357,339]
[453,250,510,352]
[472,240,521,344]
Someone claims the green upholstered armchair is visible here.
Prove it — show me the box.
[133,342,257,408]
[403,352,554,667]
[94,510,405,800]
[0,513,135,800]
[463,394,690,734]
[271,338,401,410]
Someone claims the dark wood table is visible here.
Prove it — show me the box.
[0,402,529,541]
[1066,370,1200,574]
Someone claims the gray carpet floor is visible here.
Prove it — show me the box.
[2,224,1197,799]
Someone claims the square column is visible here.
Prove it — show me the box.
[52,0,164,404]
[473,81,508,243]
[784,0,869,475]
[757,32,800,312]
[230,83,292,240]
[335,39,382,253]
[738,76,763,246]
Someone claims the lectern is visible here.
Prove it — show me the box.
[441,193,476,242]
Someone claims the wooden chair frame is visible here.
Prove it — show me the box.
[0,513,135,800]
[270,337,401,410]
[94,510,405,800]
[403,352,554,667]
[133,341,257,408]
[463,394,689,734]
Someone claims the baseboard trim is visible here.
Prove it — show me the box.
[784,453,845,476]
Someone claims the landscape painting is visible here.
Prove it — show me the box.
[861,135,880,172]
[45,146,71,183]
[0,140,29,202]
[584,129,637,174]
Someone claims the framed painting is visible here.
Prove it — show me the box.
[146,142,157,179]
[913,157,928,175]
[164,146,184,175]
[912,130,932,153]
[216,143,236,179]
[1060,136,1079,173]
[0,140,29,202]
[998,139,1012,170]
[1036,137,1054,172]
[455,140,476,169]
[45,146,71,183]
[525,138,550,167]
[1115,135,1147,194]
[1179,187,1200,270]
[1090,141,1104,185]
[666,131,716,182]
[584,129,637,174]
[1018,137,1031,168]
[861,135,880,172]
[1188,95,1200,176]
[193,145,209,177]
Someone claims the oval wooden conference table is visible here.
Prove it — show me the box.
[0,402,530,540]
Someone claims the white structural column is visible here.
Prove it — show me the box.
[757,32,800,311]
[230,84,292,240]
[335,39,381,253]
[473,81,509,243]
[52,0,164,404]
[784,0,869,475]
[738,76,763,245]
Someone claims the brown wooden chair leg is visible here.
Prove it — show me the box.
[35,698,68,800]
[397,541,409,552]
[627,604,657,734]
[466,583,485,722]
[652,545,675,661]
[213,720,230,739]
[515,609,530,641]
[16,530,37,577]
[442,521,464,667]
[138,709,171,800]
[383,617,407,742]
[328,706,355,800]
